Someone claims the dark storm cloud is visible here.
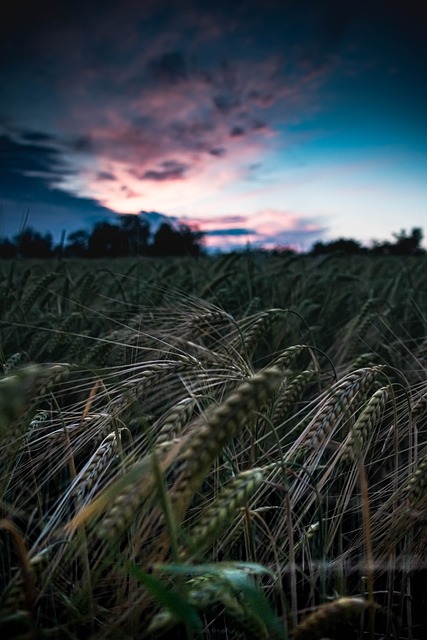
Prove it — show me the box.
[209,147,226,157]
[97,171,116,181]
[213,94,241,114]
[0,133,68,179]
[170,124,214,153]
[0,0,353,195]
[0,133,110,215]
[146,52,188,83]
[71,136,95,153]
[1,0,426,248]
[2,1,426,84]
[230,126,245,137]
[131,160,190,181]
[20,130,55,144]
[206,227,256,237]
[251,120,266,131]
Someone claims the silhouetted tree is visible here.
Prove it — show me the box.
[87,222,123,257]
[149,223,204,257]
[14,228,53,258]
[311,238,365,256]
[391,227,424,255]
[149,223,179,256]
[65,230,90,257]
[0,220,422,259]
[177,224,204,257]
[0,237,17,259]
[118,215,149,255]
[371,228,425,256]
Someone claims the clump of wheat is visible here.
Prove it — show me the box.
[401,449,427,506]
[1,254,426,638]
[71,430,125,506]
[169,367,284,520]
[341,385,390,461]
[412,390,427,421]
[90,448,173,543]
[155,396,197,445]
[293,597,368,640]
[232,309,283,356]
[20,269,60,315]
[91,369,282,548]
[300,366,383,452]
[182,467,265,558]
[1,352,25,376]
[270,344,309,369]
[0,363,71,459]
[271,369,315,424]
[115,356,200,403]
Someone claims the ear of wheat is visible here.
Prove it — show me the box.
[182,467,265,558]
[341,385,390,461]
[293,597,368,640]
[169,367,283,521]
[300,366,383,452]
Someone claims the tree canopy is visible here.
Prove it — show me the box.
[0,214,204,259]
[310,228,425,257]
[0,218,424,258]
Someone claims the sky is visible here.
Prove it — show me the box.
[1,0,427,252]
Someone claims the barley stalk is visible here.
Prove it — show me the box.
[169,367,283,520]
[341,385,390,461]
[20,270,59,315]
[116,357,199,403]
[271,369,314,424]
[0,363,71,444]
[270,344,308,369]
[2,352,24,376]
[233,309,283,356]
[293,597,368,640]
[182,468,265,557]
[92,440,182,542]
[0,519,38,620]
[155,397,196,445]
[301,367,381,451]
[411,390,427,421]
[71,430,123,506]
[401,449,427,505]
[186,310,233,337]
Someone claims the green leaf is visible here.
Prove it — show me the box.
[129,564,203,634]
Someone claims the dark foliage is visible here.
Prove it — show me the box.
[13,227,54,258]
[309,227,425,257]
[148,222,203,257]
[0,214,204,258]
[370,227,425,256]
[0,238,17,258]
[0,217,425,259]
[311,238,367,256]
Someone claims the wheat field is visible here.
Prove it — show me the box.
[0,253,426,639]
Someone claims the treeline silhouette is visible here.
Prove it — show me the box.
[0,215,204,259]
[310,228,425,257]
[0,217,424,259]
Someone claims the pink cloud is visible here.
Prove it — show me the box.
[184,208,326,252]
[12,2,340,246]
[181,214,248,228]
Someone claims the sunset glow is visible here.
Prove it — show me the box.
[1,0,426,250]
